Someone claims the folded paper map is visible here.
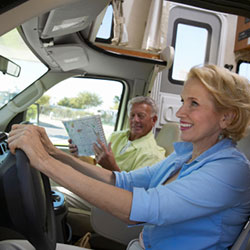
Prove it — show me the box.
[62,115,107,156]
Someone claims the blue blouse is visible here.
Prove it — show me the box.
[115,138,250,250]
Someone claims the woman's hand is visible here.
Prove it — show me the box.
[8,124,51,171]
[37,126,59,156]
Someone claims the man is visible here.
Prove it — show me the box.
[69,96,165,172]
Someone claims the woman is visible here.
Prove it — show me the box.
[2,64,250,250]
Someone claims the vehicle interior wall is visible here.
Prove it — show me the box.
[234,16,250,79]
[151,4,240,131]
[122,0,152,49]
[0,0,249,138]
[0,0,82,37]
[221,15,238,71]
[111,0,241,131]
[0,0,170,134]
[1,0,246,137]
[165,0,250,18]
[0,0,177,137]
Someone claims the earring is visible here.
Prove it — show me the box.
[218,133,224,141]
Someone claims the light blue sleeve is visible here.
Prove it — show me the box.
[114,157,171,191]
[114,166,155,192]
[130,156,250,226]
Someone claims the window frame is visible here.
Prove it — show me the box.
[236,60,250,81]
[26,75,126,146]
[95,4,114,44]
[168,18,212,85]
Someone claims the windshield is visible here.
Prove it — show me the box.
[0,28,48,109]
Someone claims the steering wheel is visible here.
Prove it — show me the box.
[1,149,57,250]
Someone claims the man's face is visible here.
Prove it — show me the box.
[129,103,157,140]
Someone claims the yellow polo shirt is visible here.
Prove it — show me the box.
[109,129,165,172]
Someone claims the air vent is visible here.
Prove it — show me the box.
[0,0,28,15]
[0,141,8,164]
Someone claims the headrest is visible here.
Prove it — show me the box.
[237,127,250,160]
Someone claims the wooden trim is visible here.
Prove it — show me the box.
[95,43,161,60]
[234,16,250,52]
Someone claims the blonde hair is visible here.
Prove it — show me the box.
[187,64,250,141]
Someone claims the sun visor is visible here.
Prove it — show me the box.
[41,0,111,39]
[46,45,89,71]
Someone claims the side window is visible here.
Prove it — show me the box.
[170,20,211,84]
[26,77,123,145]
[237,61,250,81]
[95,4,113,43]
[160,5,222,93]
[0,29,48,108]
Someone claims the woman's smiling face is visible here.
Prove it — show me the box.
[176,77,226,151]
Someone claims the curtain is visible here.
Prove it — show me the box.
[142,0,169,52]
[111,0,128,46]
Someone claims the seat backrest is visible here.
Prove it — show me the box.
[231,219,250,250]
[156,122,180,156]
[230,127,250,249]
[237,127,250,160]
[90,206,142,246]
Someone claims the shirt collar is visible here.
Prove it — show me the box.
[173,138,235,162]
[172,138,236,176]
[128,130,154,149]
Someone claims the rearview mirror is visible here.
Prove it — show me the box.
[0,55,21,77]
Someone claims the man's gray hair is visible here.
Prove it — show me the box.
[127,96,158,117]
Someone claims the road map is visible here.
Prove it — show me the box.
[62,115,107,156]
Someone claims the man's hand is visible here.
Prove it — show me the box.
[93,138,121,172]
[68,139,79,157]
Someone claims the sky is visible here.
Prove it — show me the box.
[96,5,113,39]
[172,24,208,81]
[46,77,123,110]
[238,63,250,80]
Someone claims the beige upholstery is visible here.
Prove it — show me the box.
[230,218,250,250]
[230,127,250,249]
[237,127,250,160]
[90,207,142,246]
[78,156,96,165]
[156,122,180,156]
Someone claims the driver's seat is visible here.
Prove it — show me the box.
[230,127,250,250]
[90,206,142,246]
[0,239,92,250]
[230,219,250,250]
